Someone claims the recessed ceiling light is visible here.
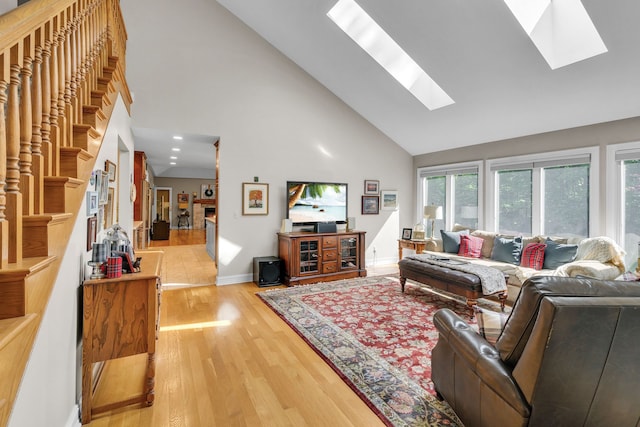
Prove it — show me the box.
[170,162,176,165]
[327,0,454,110]
[172,148,181,152]
[170,156,177,160]
[173,136,183,140]
[503,0,607,69]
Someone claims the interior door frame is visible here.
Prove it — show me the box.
[154,187,173,226]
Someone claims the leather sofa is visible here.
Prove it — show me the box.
[431,275,640,427]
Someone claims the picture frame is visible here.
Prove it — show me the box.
[242,183,269,215]
[364,179,380,195]
[99,171,109,205]
[105,160,117,182]
[105,188,115,228]
[402,228,413,240]
[361,195,379,215]
[177,193,189,203]
[201,183,215,200]
[86,191,98,215]
[86,216,97,251]
[94,169,102,192]
[381,190,399,211]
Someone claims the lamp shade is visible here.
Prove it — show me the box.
[424,205,443,220]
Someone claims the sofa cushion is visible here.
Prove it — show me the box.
[458,234,483,258]
[441,229,469,253]
[520,243,546,270]
[471,230,498,258]
[491,236,523,265]
[543,238,578,269]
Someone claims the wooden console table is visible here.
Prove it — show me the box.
[398,239,431,259]
[82,250,163,424]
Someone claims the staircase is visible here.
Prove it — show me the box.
[0,0,131,424]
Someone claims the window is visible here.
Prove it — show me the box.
[608,143,640,270]
[418,162,481,236]
[488,148,597,237]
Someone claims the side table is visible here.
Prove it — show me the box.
[398,239,425,259]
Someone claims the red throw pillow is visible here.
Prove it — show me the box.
[458,234,483,258]
[520,243,547,270]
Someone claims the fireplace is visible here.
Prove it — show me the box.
[204,207,215,227]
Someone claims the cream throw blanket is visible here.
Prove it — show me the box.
[553,236,626,280]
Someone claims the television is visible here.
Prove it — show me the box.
[286,181,348,226]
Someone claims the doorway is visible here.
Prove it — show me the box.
[154,187,172,226]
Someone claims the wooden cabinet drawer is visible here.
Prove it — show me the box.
[322,262,338,274]
[323,236,337,248]
[323,249,337,261]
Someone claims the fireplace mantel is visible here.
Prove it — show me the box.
[194,199,216,205]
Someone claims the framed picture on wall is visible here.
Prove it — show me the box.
[381,190,398,211]
[99,171,109,205]
[242,182,268,215]
[86,191,98,215]
[201,183,215,200]
[364,180,379,195]
[105,160,117,182]
[361,195,379,215]
[86,216,97,251]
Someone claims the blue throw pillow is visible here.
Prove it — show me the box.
[440,229,469,253]
[543,238,578,269]
[491,236,523,265]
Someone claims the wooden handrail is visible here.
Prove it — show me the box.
[0,0,131,424]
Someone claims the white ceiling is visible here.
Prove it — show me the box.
[216,0,640,156]
[132,127,218,179]
[134,1,640,176]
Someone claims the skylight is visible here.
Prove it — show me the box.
[327,0,454,111]
[504,0,607,69]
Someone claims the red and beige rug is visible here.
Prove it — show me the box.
[257,275,503,426]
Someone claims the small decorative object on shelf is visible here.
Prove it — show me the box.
[412,223,426,240]
[88,242,108,279]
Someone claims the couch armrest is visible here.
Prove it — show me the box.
[433,309,530,416]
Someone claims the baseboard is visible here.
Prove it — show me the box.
[216,273,252,286]
[65,404,81,427]
[366,256,397,267]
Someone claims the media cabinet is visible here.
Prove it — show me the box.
[278,231,366,285]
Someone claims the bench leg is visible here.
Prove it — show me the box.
[498,291,508,311]
[466,298,477,318]
[400,277,406,293]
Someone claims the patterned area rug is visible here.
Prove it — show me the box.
[257,275,505,426]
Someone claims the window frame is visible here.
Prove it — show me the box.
[416,161,483,232]
[606,140,640,246]
[486,147,599,236]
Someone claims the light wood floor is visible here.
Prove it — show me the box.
[88,230,395,426]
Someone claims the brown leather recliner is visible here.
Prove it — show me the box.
[431,275,640,427]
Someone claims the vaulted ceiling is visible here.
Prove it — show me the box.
[131,1,640,176]
[217,0,640,155]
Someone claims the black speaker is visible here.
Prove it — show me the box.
[253,256,282,287]
[315,221,337,233]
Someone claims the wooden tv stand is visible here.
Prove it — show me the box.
[278,231,366,286]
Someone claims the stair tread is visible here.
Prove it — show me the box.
[0,313,37,352]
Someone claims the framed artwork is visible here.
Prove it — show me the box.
[381,190,399,211]
[201,183,215,200]
[86,191,98,215]
[99,171,109,205]
[364,179,379,195]
[86,216,97,251]
[105,188,115,228]
[105,160,117,182]
[361,195,379,215]
[94,169,102,192]
[402,228,413,240]
[242,182,269,215]
[177,193,189,203]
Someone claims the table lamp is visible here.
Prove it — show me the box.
[424,205,443,239]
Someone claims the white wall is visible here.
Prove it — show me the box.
[9,96,135,427]
[120,0,414,284]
